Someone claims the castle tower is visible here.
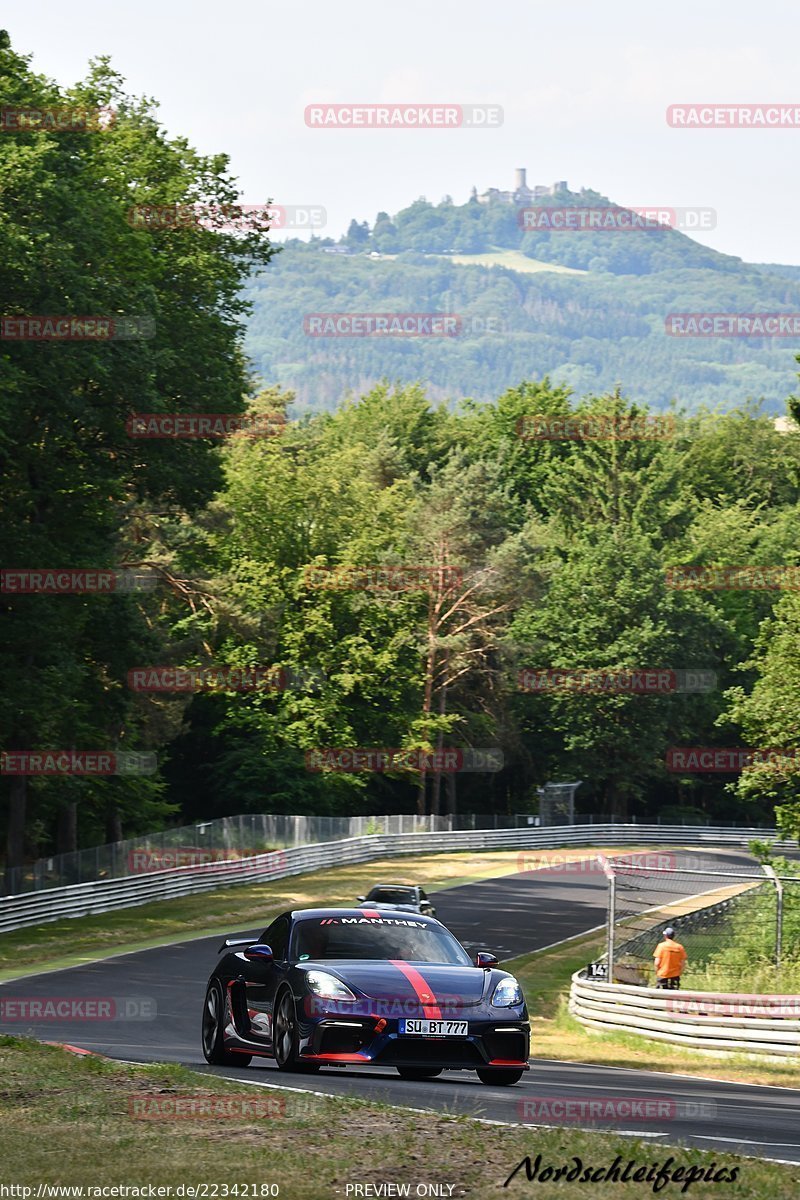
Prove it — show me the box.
[514,167,527,191]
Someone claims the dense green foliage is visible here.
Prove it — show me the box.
[683,859,800,992]
[0,36,275,874]
[364,190,736,273]
[140,385,800,835]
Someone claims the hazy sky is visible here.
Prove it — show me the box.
[7,0,799,262]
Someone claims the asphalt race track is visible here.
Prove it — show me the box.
[3,847,800,1163]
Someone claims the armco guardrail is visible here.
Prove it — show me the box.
[569,971,800,1059]
[0,823,789,935]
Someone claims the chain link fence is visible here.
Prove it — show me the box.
[4,810,554,894]
[1,813,451,895]
[593,853,800,993]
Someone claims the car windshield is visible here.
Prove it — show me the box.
[291,916,470,965]
[366,887,416,904]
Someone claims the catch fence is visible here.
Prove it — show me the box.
[590,853,800,991]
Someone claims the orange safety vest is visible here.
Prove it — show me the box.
[653,938,687,979]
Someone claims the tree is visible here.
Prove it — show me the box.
[723,592,800,838]
[398,454,533,814]
[345,219,370,247]
[0,37,275,881]
[511,528,723,818]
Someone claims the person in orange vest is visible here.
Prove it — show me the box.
[653,926,687,989]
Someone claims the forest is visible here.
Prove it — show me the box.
[245,223,800,412]
[2,33,799,880]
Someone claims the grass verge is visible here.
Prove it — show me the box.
[509,933,800,1089]
[1,1036,797,1197]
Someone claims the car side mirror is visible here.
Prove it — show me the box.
[475,951,499,968]
[243,943,274,962]
[356,896,366,902]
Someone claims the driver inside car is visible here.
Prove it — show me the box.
[297,923,330,960]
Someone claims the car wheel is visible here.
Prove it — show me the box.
[202,979,251,1067]
[476,1067,524,1086]
[396,1067,443,1080]
[273,988,320,1073]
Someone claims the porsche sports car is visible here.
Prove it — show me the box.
[201,907,529,1085]
[355,882,436,917]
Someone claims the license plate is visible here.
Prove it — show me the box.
[399,1019,468,1037]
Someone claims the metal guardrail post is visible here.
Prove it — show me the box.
[608,873,616,981]
[596,854,616,981]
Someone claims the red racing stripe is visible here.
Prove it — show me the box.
[390,960,442,1019]
[361,909,382,919]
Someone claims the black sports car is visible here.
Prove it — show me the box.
[202,907,530,1085]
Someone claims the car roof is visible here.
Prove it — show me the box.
[287,906,438,923]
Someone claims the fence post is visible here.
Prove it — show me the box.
[608,873,616,981]
[762,864,783,974]
[597,855,616,982]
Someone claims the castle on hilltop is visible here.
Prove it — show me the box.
[473,168,568,205]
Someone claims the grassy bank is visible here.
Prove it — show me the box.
[1,1037,795,1197]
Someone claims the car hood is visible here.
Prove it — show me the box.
[301,959,489,1007]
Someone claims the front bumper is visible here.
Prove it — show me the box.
[300,1013,530,1070]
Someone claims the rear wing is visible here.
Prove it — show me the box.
[218,937,256,953]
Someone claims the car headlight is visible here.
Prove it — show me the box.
[491,976,523,1007]
[305,970,357,1001]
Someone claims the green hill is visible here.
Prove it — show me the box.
[244,190,800,413]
